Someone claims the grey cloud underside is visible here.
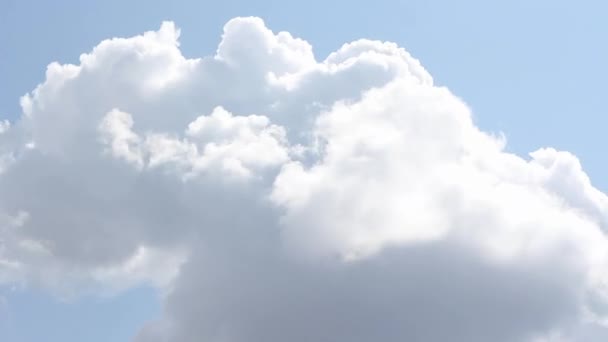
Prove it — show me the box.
[138,233,584,342]
[1,17,608,341]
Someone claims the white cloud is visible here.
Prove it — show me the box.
[1,16,607,341]
[99,109,145,169]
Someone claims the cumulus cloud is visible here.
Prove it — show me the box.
[1,16,608,341]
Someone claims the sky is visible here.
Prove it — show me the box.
[0,1,607,341]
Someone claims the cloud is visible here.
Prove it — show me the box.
[98,106,290,179]
[1,16,608,341]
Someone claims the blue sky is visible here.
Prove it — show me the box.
[0,286,160,342]
[1,1,607,341]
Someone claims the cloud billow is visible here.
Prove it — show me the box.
[1,17,607,341]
